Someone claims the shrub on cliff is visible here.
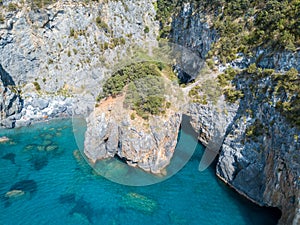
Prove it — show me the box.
[101,62,161,98]
[0,13,4,24]
[7,3,18,11]
[99,62,167,118]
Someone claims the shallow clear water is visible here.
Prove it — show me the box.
[0,119,280,225]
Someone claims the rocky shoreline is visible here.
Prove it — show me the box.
[0,1,299,225]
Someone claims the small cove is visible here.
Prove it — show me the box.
[0,119,281,225]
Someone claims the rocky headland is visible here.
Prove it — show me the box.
[84,95,182,174]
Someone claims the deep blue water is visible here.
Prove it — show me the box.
[0,119,280,225]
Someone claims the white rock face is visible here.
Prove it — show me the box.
[0,0,159,127]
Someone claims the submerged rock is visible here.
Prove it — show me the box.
[40,133,54,140]
[0,136,10,143]
[37,145,45,151]
[30,154,48,170]
[45,144,59,152]
[24,144,36,151]
[5,190,25,199]
[94,159,129,180]
[59,193,76,205]
[121,192,157,214]
[10,180,37,195]
[69,197,94,224]
[2,153,16,164]
[3,180,38,207]
[42,140,52,146]
[3,189,27,207]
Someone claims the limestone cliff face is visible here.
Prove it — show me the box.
[216,76,300,225]
[0,0,158,127]
[172,2,300,225]
[187,100,238,146]
[170,2,217,60]
[232,48,300,72]
[84,96,182,174]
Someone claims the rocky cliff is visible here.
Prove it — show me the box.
[216,74,300,225]
[1,1,299,224]
[84,95,182,174]
[171,2,300,225]
[0,0,159,127]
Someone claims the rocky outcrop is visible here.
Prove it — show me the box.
[14,91,74,127]
[84,96,182,174]
[187,77,299,225]
[187,99,238,146]
[170,2,217,82]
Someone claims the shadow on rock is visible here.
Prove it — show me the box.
[0,64,15,86]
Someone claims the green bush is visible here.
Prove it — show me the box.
[246,119,264,139]
[166,102,171,108]
[207,59,215,70]
[144,26,150,33]
[0,13,4,24]
[8,3,17,11]
[96,16,110,32]
[224,88,244,103]
[247,63,257,74]
[130,113,135,120]
[33,82,41,91]
[100,62,167,118]
[73,48,78,55]
[70,28,75,37]
[31,0,57,9]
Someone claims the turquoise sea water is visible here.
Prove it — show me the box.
[0,119,280,225]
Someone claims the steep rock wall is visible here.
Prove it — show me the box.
[171,2,300,225]
[0,0,159,127]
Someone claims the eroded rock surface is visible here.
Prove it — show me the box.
[84,96,182,174]
[172,3,300,224]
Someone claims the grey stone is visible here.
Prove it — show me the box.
[32,98,49,110]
